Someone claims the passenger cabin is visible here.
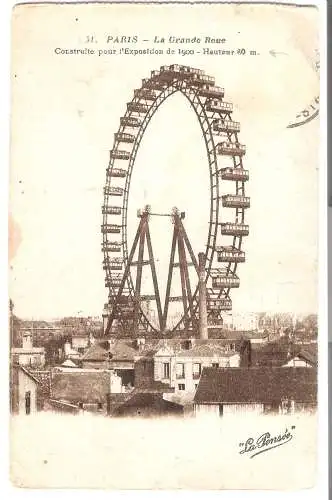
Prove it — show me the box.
[190,73,215,86]
[199,85,224,98]
[102,241,121,252]
[103,257,123,270]
[159,65,204,81]
[120,117,141,128]
[216,142,246,156]
[220,223,249,236]
[216,246,245,263]
[147,79,167,90]
[102,205,122,215]
[101,224,122,234]
[221,195,250,209]
[208,297,232,311]
[107,273,123,287]
[104,186,124,197]
[213,119,240,133]
[127,102,149,114]
[212,272,240,289]
[107,168,127,178]
[206,100,233,114]
[109,149,130,160]
[134,89,156,101]
[220,168,249,182]
[114,132,135,143]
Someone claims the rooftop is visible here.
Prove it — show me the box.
[194,367,317,404]
[51,372,110,403]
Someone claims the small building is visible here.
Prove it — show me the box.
[71,332,93,353]
[53,359,80,372]
[50,369,125,413]
[63,341,81,361]
[194,367,317,418]
[152,340,240,403]
[112,393,183,418]
[222,312,260,332]
[282,347,317,368]
[11,331,45,368]
[81,340,136,388]
[10,364,40,415]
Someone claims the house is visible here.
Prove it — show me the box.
[151,339,241,403]
[63,341,81,361]
[223,312,259,331]
[50,369,127,412]
[194,367,317,418]
[81,340,137,388]
[282,346,317,368]
[13,320,62,348]
[10,364,40,415]
[71,332,94,353]
[11,331,46,368]
[53,359,80,372]
[112,393,183,418]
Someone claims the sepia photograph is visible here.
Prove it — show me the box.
[8,0,325,492]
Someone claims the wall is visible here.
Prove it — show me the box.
[222,403,264,415]
[18,370,38,414]
[194,404,220,417]
[12,351,45,368]
[155,353,240,398]
[194,403,264,417]
[72,337,89,350]
[283,357,311,367]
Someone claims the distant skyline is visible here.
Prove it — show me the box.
[12,309,317,322]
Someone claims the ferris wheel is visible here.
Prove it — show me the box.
[101,64,250,336]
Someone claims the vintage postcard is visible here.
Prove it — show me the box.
[9,0,323,492]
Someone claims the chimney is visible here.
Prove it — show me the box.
[22,331,33,350]
[137,337,146,351]
[198,252,208,340]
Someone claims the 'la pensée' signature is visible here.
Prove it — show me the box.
[239,426,295,459]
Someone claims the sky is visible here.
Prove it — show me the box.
[9,3,319,319]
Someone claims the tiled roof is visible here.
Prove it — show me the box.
[113,393,183,415]
[81,343,109,361]
[140,338,242,357]
[51,372,110,403]
[177,345,239,358]
[194,367,317,404]
[109,342,138,361]
[82,341,137,362]
[133,381,174,393]
[12,364,40,384]
[296,345,317,366]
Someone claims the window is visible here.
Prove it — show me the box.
[163,362,170,379]
[176,363,185,379]
[97,402,103,410]
[212,363,219,368]
[195,384,198,390]
[178,384,185,391]
[25,391,31,415]
[192,363,201,379]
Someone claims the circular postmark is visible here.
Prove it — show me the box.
[287,51,319,129]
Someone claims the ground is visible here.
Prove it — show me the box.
[10,412,316,489]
